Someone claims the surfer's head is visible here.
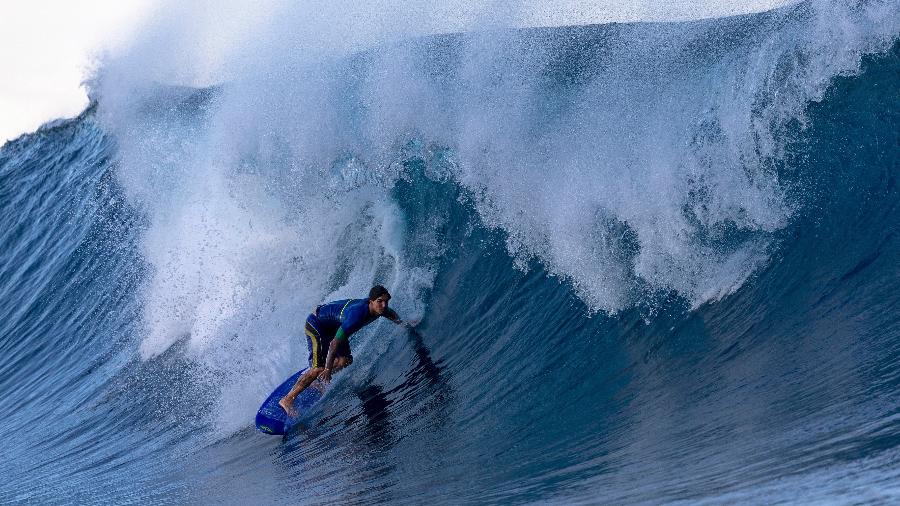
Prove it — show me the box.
[368,285,391,315]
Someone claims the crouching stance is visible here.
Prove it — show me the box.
[279,285,404,416]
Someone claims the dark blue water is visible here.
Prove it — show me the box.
[1,5,899,504]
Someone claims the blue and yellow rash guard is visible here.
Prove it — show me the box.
[309,298,398,341]
[303,298,398,368]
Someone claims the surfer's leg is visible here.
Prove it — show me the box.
[279,367,323,416]
[279,321,329,416]
[281,356,347,407]
[279,338,351,413]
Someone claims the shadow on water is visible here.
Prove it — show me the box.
[259,327,458,503]
[281,326,453,453]
[400,327,449,390]
[346,327,454,445]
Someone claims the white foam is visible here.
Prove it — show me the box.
[93,0,899,434]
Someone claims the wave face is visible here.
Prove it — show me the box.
[2,1,899,503]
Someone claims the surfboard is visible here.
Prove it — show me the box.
[255,368,324,435]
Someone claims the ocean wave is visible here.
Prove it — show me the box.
[1,3,898,503]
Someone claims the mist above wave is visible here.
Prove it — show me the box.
[89,2,899,431]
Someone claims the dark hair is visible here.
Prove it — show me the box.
[368,285,391,301]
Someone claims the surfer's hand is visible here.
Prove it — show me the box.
[318,368,333,384]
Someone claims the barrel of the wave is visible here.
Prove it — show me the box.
[255,369,323,435]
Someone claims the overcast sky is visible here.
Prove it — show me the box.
[0,0,788,147]
[0,1,156,145]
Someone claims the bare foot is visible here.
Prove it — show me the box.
[278,397,297,418]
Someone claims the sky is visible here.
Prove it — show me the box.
[0,0,789,147]
[0,1,157,145]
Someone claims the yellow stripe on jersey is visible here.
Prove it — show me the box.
[306,327,320,367]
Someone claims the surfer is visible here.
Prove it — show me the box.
[278,285,408,416]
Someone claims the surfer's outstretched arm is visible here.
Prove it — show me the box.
[384,307,418,329]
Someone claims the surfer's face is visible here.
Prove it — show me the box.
[369,294,390,315]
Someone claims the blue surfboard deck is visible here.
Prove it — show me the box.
[255,368,323,435]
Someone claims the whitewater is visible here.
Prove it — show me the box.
[1,0,899,503]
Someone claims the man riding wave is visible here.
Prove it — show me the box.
[279,285,407,416]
